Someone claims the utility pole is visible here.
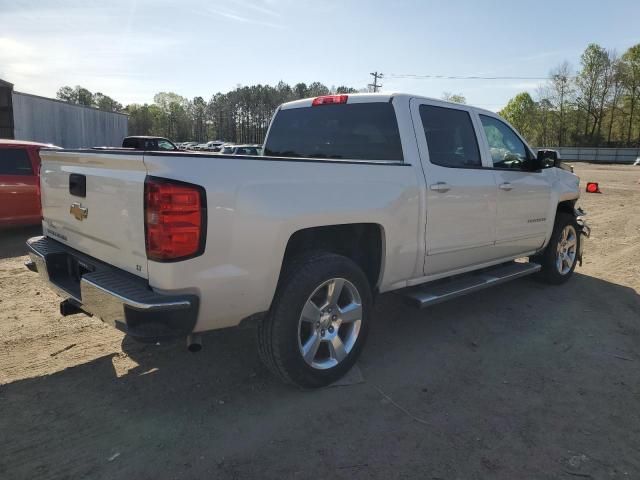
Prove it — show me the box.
[368,72,383,92]
[554,73,568,146]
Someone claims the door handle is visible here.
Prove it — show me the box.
[429,182,451,193]
[499,182,513,191]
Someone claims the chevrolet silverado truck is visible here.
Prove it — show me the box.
[26,93,589,388]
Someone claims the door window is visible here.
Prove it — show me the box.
[419,105,481,168]
[157,139,175,150]
[0,148,33,175]
[479,115,530,170]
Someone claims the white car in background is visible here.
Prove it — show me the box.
[182,142,199,150]
[218,144,235,154]
[218,144,262,155]
[202,141,225,152]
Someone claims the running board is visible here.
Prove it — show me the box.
[398,262,541,309]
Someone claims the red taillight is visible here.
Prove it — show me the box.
[312,95,348,106]
[144,177,206,261]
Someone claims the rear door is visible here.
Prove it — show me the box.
[477,114,552,256]
[39,150,149,278]
[410,99,497,275]
[0,146,39,225]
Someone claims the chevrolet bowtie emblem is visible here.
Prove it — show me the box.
[70,202,88,221]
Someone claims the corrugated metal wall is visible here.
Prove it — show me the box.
[0,81,14,139]
[11,92,128,148]
[534,147,640,164]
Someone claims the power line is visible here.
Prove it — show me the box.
[368,72,383,92]
[387,73,571,80]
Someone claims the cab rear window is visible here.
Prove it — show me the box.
[0,148,33,175]
[264,102,403,161]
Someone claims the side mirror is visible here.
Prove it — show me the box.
[536,149,560,169]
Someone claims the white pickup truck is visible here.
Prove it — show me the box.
[26,93,589,387]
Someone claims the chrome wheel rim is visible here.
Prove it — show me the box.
[556,225,577,275]
[297,278,362,370]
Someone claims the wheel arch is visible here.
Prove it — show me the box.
[278,223,386,293]
[556,199,577,217]
[541,197,578,250]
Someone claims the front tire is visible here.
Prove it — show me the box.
[534,212,580,284]
[257,253,372,388]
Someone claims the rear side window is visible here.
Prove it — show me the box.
[0,148,33,175]
[122,138,139,148]
[419,105,481,168]
[264,103,403,161]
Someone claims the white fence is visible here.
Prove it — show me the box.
[534,147,640,164]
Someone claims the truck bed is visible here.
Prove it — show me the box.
[37,148,422,332]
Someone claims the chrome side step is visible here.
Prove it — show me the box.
[398,261,541,309]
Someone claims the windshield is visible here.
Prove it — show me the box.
[264,103,403,161]
[157,139,176,150]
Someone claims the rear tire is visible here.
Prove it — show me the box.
[533,212,580,285]
[257,253,372,388]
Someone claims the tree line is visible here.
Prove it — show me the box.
[56,41,640,147]
[57,82,360,144]
[500,43,640,147]
[56,85,124,112]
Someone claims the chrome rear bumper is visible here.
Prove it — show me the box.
[26,236,199,341]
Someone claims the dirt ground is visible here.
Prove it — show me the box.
[1,164,639,479]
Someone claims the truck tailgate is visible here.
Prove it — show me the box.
[39,150,148,278]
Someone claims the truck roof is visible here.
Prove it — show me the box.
[0,139,59,148]
[280,92,497,116]
[123,136,170,140]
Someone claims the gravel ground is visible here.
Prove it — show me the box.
[0,164,638,479]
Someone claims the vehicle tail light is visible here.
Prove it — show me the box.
[312,95,348,106]
[144,177,206,261]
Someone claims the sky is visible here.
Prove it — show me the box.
[1,0,639,111]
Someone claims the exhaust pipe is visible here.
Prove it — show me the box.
[187,333,202,353]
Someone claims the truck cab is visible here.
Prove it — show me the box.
[406,98,567,276]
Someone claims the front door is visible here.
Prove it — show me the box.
[477,114,552,257]
[410,99,497,276]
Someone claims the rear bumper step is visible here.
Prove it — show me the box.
[398,261,541,309]
[26,236,199,342]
